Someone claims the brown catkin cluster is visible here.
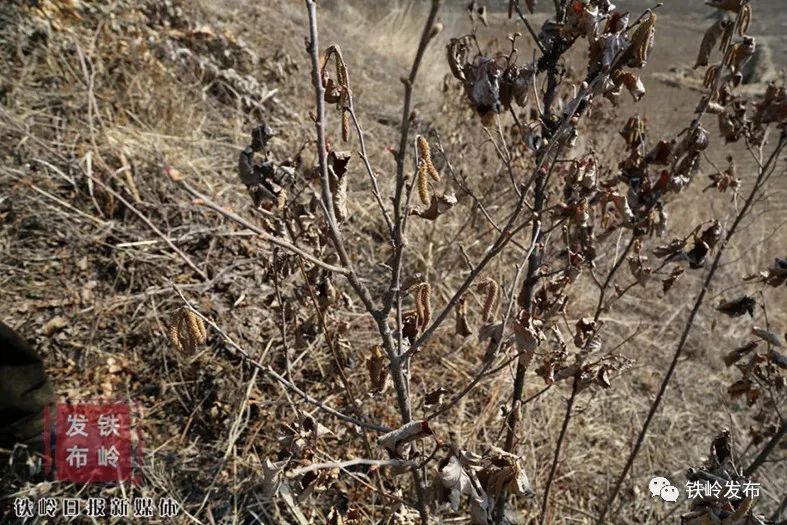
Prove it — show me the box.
[416,135,440,205]
[478,278,500,322]
[168,308,207,353]
[417,136,440,182]
[415,283,432,329]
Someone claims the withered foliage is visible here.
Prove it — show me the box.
[682,431,769,525]
[213,0,786,523]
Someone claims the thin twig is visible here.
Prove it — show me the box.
[289,458,416,477]
[598,134,786,522]
[173,286,390,433]
[178,179,348,275]
[87,170,208,280]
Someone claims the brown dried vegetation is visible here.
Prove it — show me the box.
[1,0,785,524]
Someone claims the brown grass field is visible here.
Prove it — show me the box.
[0,0,785,524]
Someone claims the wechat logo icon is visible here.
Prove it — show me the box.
[649,476,680,503]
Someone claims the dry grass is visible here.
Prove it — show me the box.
[0,1,785,524]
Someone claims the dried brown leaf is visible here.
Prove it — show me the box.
[695,18,732,68]
[716,296,756,318]
[723,341,758,367]
[752,326,783,347]
[377,421,433,458]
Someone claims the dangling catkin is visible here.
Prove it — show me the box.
[341,110,350,142]
[417,165,430,205]
[335,51,349,108]
[186,309,207,342]
[169,323,183,351]
[416,283,432,329]
[168,308,207,353]
[736,4,751,36]
[417,135,440,182]
[478,279,500,322]
[628,12,656,66]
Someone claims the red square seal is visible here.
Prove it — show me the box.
[45,402,141,484]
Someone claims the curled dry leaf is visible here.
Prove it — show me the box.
[301,414,333,439]
[744,257,787,287]
[695,17,733,68]
[620,115,644,150]
[455,294,473,337]
[723,36,756,74]
[596,363,614,388]
[683,431,766,525]
[377,420,433,459]
[237,124,289,209]
[706,0,747,12]
[662,265,684,293]
[675,220,722,268]
[477,451,534,501]
[753,82,787,125]
[627,254,652,287]
[751,326,783,347]
[402,309,420,344]
[424,387,448,407]
[512,310,545,354]
[620,71,646,101]
[769,350,787,370]
[645,139,674,165]
[716,295,756,318]
[367,345,388,393]
[446,37,533,121]
[437,454,477,512]
[411,191,457,221]
[328,150,351,222]
[723,340,758,367]
[322,45,349,110]
[262,457,285,497]
[536,347,568,385]
[704,156,739,193]
[574,318,598,349]
[600,190,635,227]
[653,238,688,259]
[251,122,275,152]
